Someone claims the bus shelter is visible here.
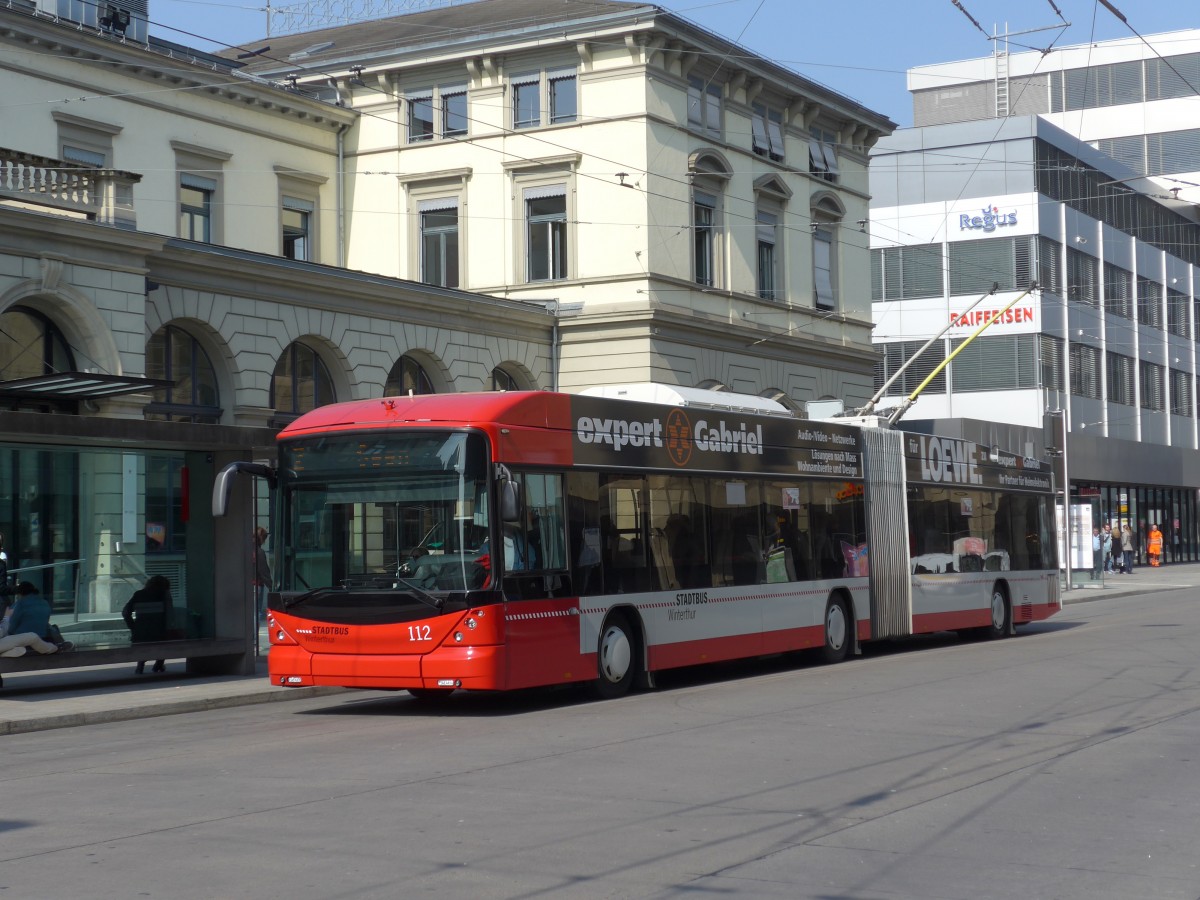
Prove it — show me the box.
[0,410,273,682]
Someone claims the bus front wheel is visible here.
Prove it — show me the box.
[986,585,1011,639]
[822,596,852,664]
[593,612,639,699]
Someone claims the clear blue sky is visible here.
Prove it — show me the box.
[149,0,1198,126]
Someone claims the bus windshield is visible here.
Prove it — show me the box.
[278,430,491,601]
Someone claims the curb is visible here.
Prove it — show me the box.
[0,685,348,736]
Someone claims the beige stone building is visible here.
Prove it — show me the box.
[231,0,894,403]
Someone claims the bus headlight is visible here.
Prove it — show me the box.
[454,631,464,643]
[465,617,477,630]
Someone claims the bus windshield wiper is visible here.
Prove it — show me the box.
[282,585,346,609]
[393,576,444,611]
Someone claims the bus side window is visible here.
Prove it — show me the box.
[507,471,567,574]
[566,473,603,596]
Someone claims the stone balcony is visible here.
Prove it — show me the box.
[0,148,142,229]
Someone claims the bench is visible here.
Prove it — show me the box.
[0,639,250,686]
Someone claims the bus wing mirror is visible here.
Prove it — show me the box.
[212,461,277,517]
[499,480,521,523]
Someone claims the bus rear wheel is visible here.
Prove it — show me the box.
[822,596,852,664]
[593,612,639,699]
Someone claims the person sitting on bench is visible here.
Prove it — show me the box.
[0,582,70,658]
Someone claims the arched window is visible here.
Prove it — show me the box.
[490,366,520,391]
[0,307,73,380]
[759,388,799,412]
[385,354,434,396]
[0,307,76,412]
[145,325,221,424]
[688,151,732,288]
[272,342,335,422]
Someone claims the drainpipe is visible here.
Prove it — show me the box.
[336,123,348,268]
[549,299,560,391]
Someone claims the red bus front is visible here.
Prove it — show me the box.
[265,394,588,695]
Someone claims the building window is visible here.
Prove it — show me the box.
[443,88,468,137]
[1137,277,1163,329]
[549,68,577,124]
[525,186,567,282]
[949,334,1037,391]
[179,174,214,242]
[1066,246,1098,307]
[511,69,576,130]
[1170,368,1193,416]
[874,340,947,397]
[692,192,717,287]
[62,145,106,167]
[751,103,785,162]
[407,84,469,142]
[1107,353,1135,406]
[271,343,335,422]
[1040,334,1064,391]
[145,325,221,424]
[491,366,520,391]
[1140,360,1165,411]
[54,111,120,171]
[1167,288,1189,338]
[1104,263,1134,318]
[419,198,459,288]
[282,196,313,261]
[513,74,541,129]
[948,236,1040,296]
[385,354,434,395]
[0,306,73,382]
[408,92,435,142]
[872,245,944,301]
[809,126,839,182]
[687,76,722,137]
[756,210,778,300]
[1069,344,1102,399]
[813,226,836,310]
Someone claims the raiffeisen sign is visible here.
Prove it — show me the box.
[958,204,1017,232]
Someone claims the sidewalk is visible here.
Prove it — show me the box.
[4,563,1200,736]
[0,657,345,736]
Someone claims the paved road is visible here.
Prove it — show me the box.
[3,581,1200,899]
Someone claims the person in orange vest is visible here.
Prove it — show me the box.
[1148,523,1164,567]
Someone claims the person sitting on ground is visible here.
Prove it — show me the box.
[0,581,71,658]
[123,574,171,674]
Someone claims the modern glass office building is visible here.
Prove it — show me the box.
[869,116,1200,567]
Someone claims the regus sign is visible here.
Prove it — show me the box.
[959,205,1017,232]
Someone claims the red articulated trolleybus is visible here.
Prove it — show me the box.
[213,385,1060,700]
